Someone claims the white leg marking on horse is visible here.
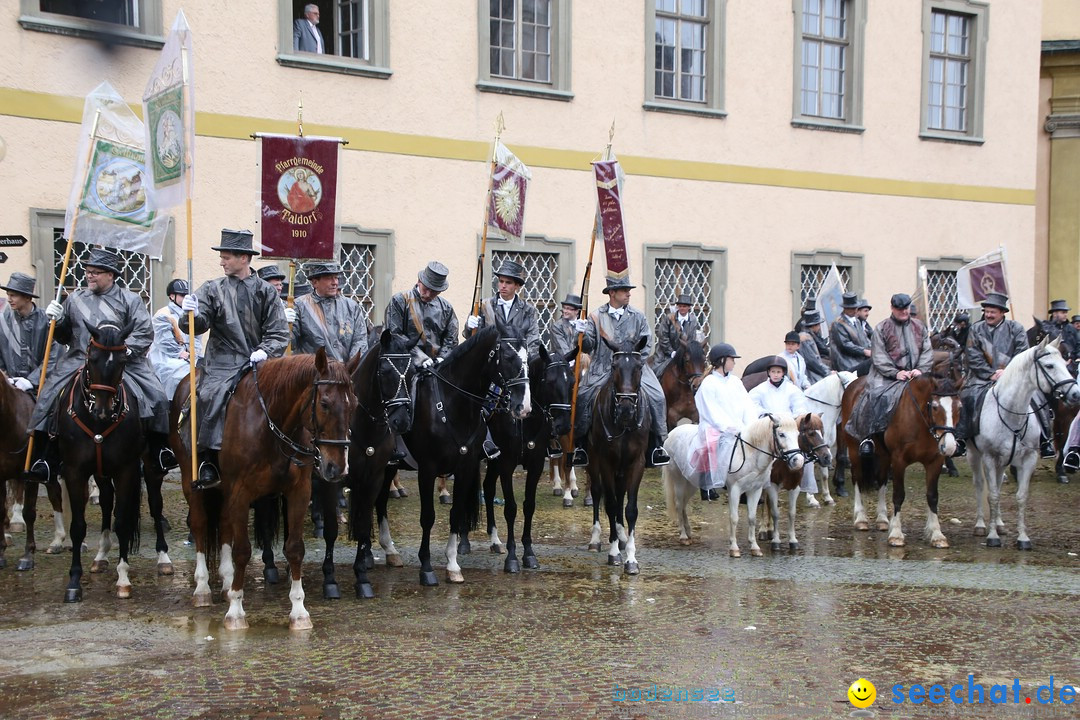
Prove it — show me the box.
[552,465,562,491]
[445,533,460,572]
[224,588,247,630]
[925,511,947,548]
[875,485,889,529]
[157,549,174,567]
[728,486,742,556]
[615,522,628,545]
[787,488,800,546]
[569,466,578,489]
[378,516,398,556]
[589,520,602,548]
[853,484,868,529]
[49,510,67,551]
[10,502,24,530]
[288,579,312,630]
[607,535,620,560]
[219,543,235,596]
[94,529,111,563]
[116,559,131,597]
[193,552,211,600]
[888,511,905,546]
[625,530,637,566]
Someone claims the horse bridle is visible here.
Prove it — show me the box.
[67,334,131,479]
[797,420,829,464]
[536,359,572,429]
[1033,348,1077,400]
[730,414,802,472]
[358,352,414,426]
[252,363,351,466]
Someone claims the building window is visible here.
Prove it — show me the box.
[917,256,968,332]
[478,0,572,100]
[277,0,391,79]
[643,243,727,341]
[339,242,376,323]
[799,263,853,307]
[790,250,864,325]
[792,0,865,132]
[645,0,726,117]
[338,224,394,326]
[19,0,164,48]
[920,0,987,143]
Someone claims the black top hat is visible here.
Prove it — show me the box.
[784,330,801,344]
[211,229,259,255]
[675,294,694,306]
[85,248,123,276]
[602,276,636,295]
[560,293,583,309]
[0,272,39,299]
[1072,315,1080,324]
[494,259,526,286]
[1049,299,1071,313]
[802,311,822,326]
[304,261,342,279]
[891,293,912,309]
[418,261,449,292]
[803,295,818,312]
[981,292,1009,310]
[841,292,859,309]
[286,283,313,299]
[857,298,872,309]
[257,265,286,281]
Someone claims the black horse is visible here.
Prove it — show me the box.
[54,321,170,602]
[479,343,575,572]
[586,336,651,575]
[403,324,530,585]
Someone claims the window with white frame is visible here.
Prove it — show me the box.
[19,0,163,48]
[490,249,561,331]
[920,0,987,142]
[338,224,393,326]
[645,0,726,116]
[478,0,572,99]
[790,250,864,325]
[644,243,727,341]
[792,0,865,130]
[277,0,390,78]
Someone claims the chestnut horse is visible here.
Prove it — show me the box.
[174,348,356,629]
[659,338,707,428]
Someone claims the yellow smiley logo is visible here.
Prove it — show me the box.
[847,678,876,709]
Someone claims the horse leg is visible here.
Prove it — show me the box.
[90,478,114,574]
[9,479,24,533]
[982,457,1005,548]
[587,476,603,552]
[521,458,541,569]
[817,462,835,506]
[112,467,141,600]
[727,484,742,558]
[550,456,562,496]
[16,479,40,571]
[1014,457,1036,550]
[623,476,640,575]
[349,463,377,598]
[501,463,520,573]
[604,481,622,566]
[766,484,781,551]
[142,463,173,575]
[875,484,890,532]
[437,474,452,505]
[970,449,988,536]
[444,465,477,585]
[319,478,341,600]
[417,468,438,586]
[852,482,869,531]
[88,477,99,506]
[284,476,313,630]
[309,474,324,539]
[887,463,906,547]
[42,479,65,553]
[746,486,764,557]
[220,491,252,629]
[483,461,503,554]
[64,472,89,602]
[922,460,949,549]
[377,467,403,568]
[786,487,801,550]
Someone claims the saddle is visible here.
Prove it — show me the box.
[176,365,251,449]
[961,384,990,439]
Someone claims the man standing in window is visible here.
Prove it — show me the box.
[293,3,325,54]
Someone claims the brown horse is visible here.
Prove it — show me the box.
[840,369,960,548]
[757,412,832,550]
[659,338,707,428]
[173,348,356,630]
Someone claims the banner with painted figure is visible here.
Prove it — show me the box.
[258,135,341,260]
[487,140,531,245]
[63,81,169,258]
[817,263,846,328]
[956,248,1009,309]
[594,156,629,281]
[142,10,195,209]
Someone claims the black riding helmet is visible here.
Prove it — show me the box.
[766,355,788,372]
[708,342,740,366]
[166,278,190,296]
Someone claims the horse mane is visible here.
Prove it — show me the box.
[442,324,499,367]
[998,342,1058,388]
[743,415,784,447]
[260,352,351,391]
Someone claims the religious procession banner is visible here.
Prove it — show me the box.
[258,134,341,260]
[593,156,629,282]
[63,81,168,258]
[142,10,195,209]
[956,248,1009,309]
[487,140,531,245]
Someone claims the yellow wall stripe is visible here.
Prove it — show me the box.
[0,86,1035,206]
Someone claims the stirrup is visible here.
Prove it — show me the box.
[157,447,178,471]
[858,438,875,457]
[193,462,221,490]
[953,439,967,458]
[572,448,589,467]
[547,440,564,459]
[482,440,501,460]
[1063,450,1080,473]
[25,458,51,485]
[1040,440,1057,460]
[647,447,670,467]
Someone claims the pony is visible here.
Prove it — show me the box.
[967,337,1080,549]
[662,415,803,556]
[659,338,707,428]
[403,324,530,585]
[482,344,574,572]
[54,321,172,602]
[756,412,832,550]
[585,336,651,574]
[801,371,856,506]
[174,348,356,630]
[840,364,961,549]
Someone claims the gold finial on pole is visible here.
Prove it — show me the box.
[494,111,506,142]
[298,93,304,138]
[605,119,615,160]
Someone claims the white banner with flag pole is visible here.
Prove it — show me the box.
[956,247,1009,309]
[817,263,846,328]
[143,10,195,210]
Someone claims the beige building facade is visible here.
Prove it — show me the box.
[0,1,1041,357]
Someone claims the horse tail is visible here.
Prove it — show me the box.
[123,470,143,555]
[663,465,678,524]
[252,495,280,551]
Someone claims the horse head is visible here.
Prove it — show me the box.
[375,329,416,434]
[603,335,647,430]
[309,347,357,482]
[1032,336,1080,406]
[532,344,574,438]
[930,339,965,396]
[84,319,135,421]
[490,319,531,420]
[797,412,831,469]
[676,337,706,392]
[766,414,804,471]
[906,375,959,458]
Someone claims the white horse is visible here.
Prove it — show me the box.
[663,415,804,557]
[802,371,856,507]
[968,337,1079,549]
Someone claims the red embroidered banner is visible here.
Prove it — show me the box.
[594,159,628,280]
[259,135,340,260]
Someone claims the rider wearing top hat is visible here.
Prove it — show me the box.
[464,259,540,358]
[780,330,811,390]
[1047,299,1079,365]
[291,261,368,362]
[830,292,871,374]
[0,272,58,394]
[798,311,832,384]
[652,293,702,377]
[569,276,670,468]
[26,248,175,482]
[547,292,582,358]
[180,229,290,489]
[385,261,459,365]
[257,264,287,295]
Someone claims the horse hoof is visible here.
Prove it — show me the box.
[931,538,949,549]
[588,542,601,552]
[224,616,249,631]
[624,561,639,575]
[8,522,24,533]
[419,570,439,586]
[729,548,741,558]
[504,557,520,574]
[854,521,870,532]
[751,547,764,557]
[679,538,691,546]
[356,582,375,599]
[876,521,890,532]
[522,555,539,570]
[323,583,341,600]
[15,558,34,572]
[489,543,504,555]
[64,587,82,603]
[571,488,579,498]
[313,526,324,539]
[396,487,408,498]
[446,569,464,584]
[289,616,313,631]
[788,542,800,551]
[770,542,780,552]
[263,567,280,585]
[584,496,593,507]
[562,498,574,508]
[985,537,1002,548]
[157,562,174,576]
[439,494,452,505]
[973,526,987,537]
[607,553,621,566]
[90,559,109,573]
[117,584,132,599]
[552,487,562,497]
[45,545,63,555]
[385,553,404,568]
[888,537,905,547]
[824,497,836,506]
[807,498,820,509]
[458,539,472,555]
[388,488,400,499]
[192,591,212,607]
[1016,540,1033,551]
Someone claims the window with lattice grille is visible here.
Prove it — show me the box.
[799,263,851,306]
[924,269,957,332]
[339,242,376,323]
[653,258,713,341]
[490,249,560,331]
[52,228,155,310]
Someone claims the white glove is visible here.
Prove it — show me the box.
[466,315,481,330]
[670,350,677,358]
[570,319,589,333]
[435,357,444,364]
[45,300,64,322]
[284,307,297,323]
[420,357,434,369]
[181,294,199,315]
[11,377,32,392]
[249,349,268,365]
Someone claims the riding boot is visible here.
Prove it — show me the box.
[1039,434,1057,460]
[148,431,177,472]
[193,450,221,490]
[944,456,960,477]
[23,431,56,485]
[1064,447,1080,474]
[645,432,670,468]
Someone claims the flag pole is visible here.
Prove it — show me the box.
[181,39,198,481]
[284,97,302,355]
[568,120,615,453]
[470,112,505,322]
[24,109,101,472]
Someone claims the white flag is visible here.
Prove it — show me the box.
[817,263,846,327]
[956,248,1009,309]
[143,10,195,209]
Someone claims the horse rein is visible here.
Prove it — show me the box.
[356,352,414,426]
[731,415,802,471]
[67,354,131,481]
[252,362,351,467]
[902,381,958,448]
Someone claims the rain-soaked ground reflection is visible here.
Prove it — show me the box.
[0,459,1076,718]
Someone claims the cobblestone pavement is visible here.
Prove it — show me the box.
[0,458,1077,719]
